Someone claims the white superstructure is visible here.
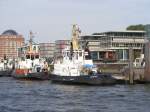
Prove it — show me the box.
[15,31,47,73]
[53,25,96,76]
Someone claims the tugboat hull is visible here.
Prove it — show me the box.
[12,69,50,80]
[50,74,116,85]
[0,70,13,77]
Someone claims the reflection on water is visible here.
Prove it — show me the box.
[0,77,150,112]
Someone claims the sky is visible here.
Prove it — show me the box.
[0,0,150,43]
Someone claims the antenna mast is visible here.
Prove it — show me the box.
[29,31,34,53]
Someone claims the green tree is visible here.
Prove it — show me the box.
[126,24,145,31]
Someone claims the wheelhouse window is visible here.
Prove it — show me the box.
[26,55,30,59]
[35,55,39,59]
[79,52,82,57]
[33,46,36,51]
[31,55,34,60]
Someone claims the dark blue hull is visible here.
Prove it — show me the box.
[0,70,13,77]
[50,73,116,85]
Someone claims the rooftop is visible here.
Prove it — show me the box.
[2,29,18,36]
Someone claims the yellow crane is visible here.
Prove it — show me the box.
[71,24,81,50]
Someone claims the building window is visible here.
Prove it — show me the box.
[91,51,98,60]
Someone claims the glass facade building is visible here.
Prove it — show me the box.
[145,24,150,41]
[80,31,145,62]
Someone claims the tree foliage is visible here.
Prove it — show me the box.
[126,24,145,31]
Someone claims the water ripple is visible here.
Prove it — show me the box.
[0,77,150,112]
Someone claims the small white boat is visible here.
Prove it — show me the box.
[51,25,116,85]
[0,58,14,77]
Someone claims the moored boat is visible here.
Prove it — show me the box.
[13,69,50,80]
[0,69,13,77]
[11,32,50,80]
[0,57,14,77]
[50,25,116,85]
[51,73,116,85]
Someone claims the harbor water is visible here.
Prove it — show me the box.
[0,77,150,112]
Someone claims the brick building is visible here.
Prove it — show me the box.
[39,43,55,58]
[0,30,24,59]
[55,40,70,57]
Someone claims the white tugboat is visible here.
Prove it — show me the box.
[12,32,50,80]
[50,25,116,85]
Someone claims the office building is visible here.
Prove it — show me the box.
[80,31,145,62]
[39,43,55,58]
[0,30,24,59]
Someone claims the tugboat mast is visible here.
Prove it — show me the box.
[72,24,81,50]
[29,31,34,53]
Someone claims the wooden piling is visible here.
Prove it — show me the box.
[144,42,150,82]
[129,47,134,84]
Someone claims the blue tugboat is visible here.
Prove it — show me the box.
[51,25,116,85]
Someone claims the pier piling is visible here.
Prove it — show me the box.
[144,42,150,82]
[129,47,134,84]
